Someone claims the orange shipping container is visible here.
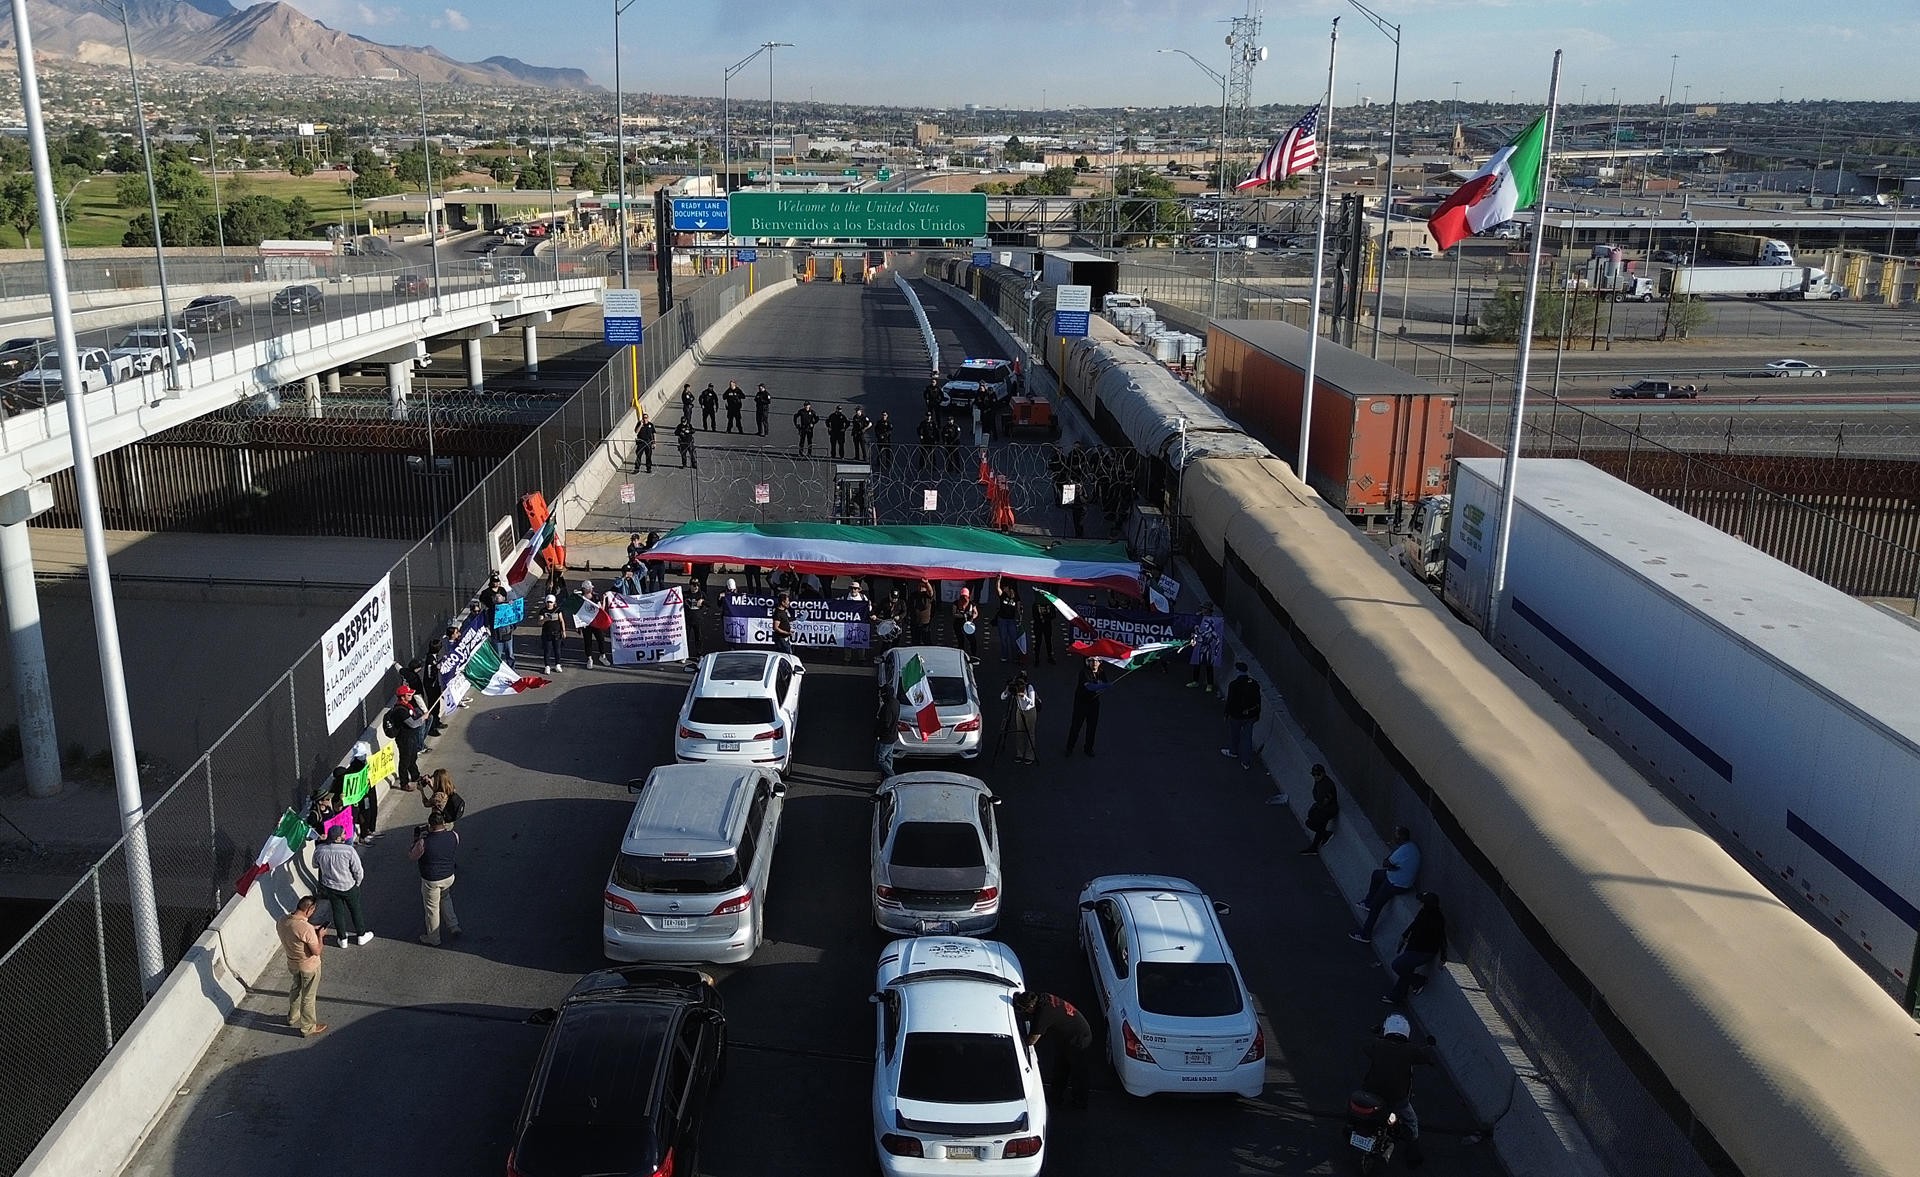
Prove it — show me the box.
[1204,319,1453,528]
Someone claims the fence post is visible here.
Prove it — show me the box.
[205,759,219,912]
[90,868,113,1051]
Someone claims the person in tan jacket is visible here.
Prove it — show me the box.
[275,896,327,1037]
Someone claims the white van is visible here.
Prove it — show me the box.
[602,764,786,965]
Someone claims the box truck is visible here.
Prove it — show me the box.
[1443,457,1920,991]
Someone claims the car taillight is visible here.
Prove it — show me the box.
[505,1148,523,1177]
[1122,1019,1156,1062]
[954,717,981,732]
[879,1134,924,1158]
[1241,1026,1266,1064]
[677,725,701,740]
[710,891,753,917]
[649,1147,675,1177]
[973,886,999,907]
[1003,1136,1043,1159]
[603,891,639,914]
[876,885,896,902]
[751,727,782,741]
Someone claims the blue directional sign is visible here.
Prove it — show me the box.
[1052,283,1092,338]
[972,251,993,267]
[671,197,730,232]
[1052,311,1090,337]
[736,248,758,263]
[603,290,643,346]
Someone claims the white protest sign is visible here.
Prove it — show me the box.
[321,575,395,733]
[606,588,691,665]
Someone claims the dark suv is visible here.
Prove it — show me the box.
[271,284,325,313]
[177,294,244,331]
[507,967,725,1177]
[392,273,432,297]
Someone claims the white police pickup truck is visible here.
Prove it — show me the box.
[8,346,133,407]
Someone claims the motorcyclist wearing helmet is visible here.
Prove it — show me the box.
[1361,1014,1440,1160]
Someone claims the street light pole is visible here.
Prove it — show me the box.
[18,0,166,992]
[726,44,778,193]
[614,0,639,288]
[208,111,225,258]
[765,42,793,185]
[1347,0,1401,358]
[113,0,179,389]
[1158,48,1229,321]
[413,70,442,313]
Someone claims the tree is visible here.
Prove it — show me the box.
[285,196,316,237]
[1002,135,1030,164]
[57,125,106,172]
[0,174,37,246]
[1472,284,1601,343]
[1659,294,1710,341]
[103,140,143,174]
[516,157,552,191]
[155,159,209,205]
[115,170,151,210]
[1073,155,1090,172]
[569,159,603,190]
[222,195,290,246]
[352,164,402,199]
[123,204,219,248]
[287,155,315,177]
[487,156,515,184]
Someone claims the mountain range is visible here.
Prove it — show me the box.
[2,0,596,89]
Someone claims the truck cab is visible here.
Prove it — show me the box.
[1398,495,1452,585]
[8,346,128,407]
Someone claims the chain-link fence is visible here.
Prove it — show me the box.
[0,254,790,1177]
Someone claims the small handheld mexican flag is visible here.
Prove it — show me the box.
[900,653,942,741]
[1036,589,1097,639]
[561,590,614,632]
[1072,636,1190,671]
[235,808,311,896]
[464,640,551,696]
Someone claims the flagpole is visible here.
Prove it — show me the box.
[1484,50,1563,640]
[1296,17,1339,482]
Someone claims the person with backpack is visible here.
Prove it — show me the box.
[421,767,466,827]
[385,686,429,788]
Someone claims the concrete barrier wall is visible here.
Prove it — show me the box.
[12,271,799,1177]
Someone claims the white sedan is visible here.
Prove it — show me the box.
[1764,359,1828,377]
[498,265,528,282]
[871,936,1046,1176]
[674,651,804,772]
[1077,874,1266,1098]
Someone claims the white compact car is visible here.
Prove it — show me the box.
[675,651,804,772]
[872,773,1002,935]
[871,936,1046,1176]
[1077,874,1266,1098]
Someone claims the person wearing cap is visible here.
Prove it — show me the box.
[387,686,429,788]
[951,586,980,660]
[537,593,568,675]
[753,382,771,436]
[578,580,610,667]
[485,573,516,665]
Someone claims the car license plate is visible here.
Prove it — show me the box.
[659,917,691,930]
[1350,1132,1377,1153]
[942,1145,984,1161]
[718,740,741,752]
[1185,1050,1211,1065]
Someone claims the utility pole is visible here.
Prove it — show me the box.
[613,0,639,288]
[1346,0,1401,358]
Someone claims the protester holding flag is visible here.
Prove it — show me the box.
[576,581,611,667]
[1029,590,1058,665]
[952,587,981,661]
[1063,659,1108,758]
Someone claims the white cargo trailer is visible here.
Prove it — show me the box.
[1444,457,1920,992]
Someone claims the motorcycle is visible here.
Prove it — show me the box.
[1345,1089,1404,1174]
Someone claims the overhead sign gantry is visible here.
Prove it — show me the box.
[727,192,986,239]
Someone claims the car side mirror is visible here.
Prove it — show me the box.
[526,1007,558,1025]
[989,797,1004,806]
[793,665,806,674]
[1212,900,1232,917]
[868,992,883,1005]
[1078,900,1098,913]
[770,782,787,797]
[626,778,647,794]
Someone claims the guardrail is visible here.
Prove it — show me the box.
[895,273,939,374]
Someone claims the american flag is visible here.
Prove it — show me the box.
[1237,106,1320,190]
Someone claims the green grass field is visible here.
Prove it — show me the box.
[14,171,387,249]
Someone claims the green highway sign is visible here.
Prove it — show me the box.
[727,193,987,239]
[842,168,858,177]
[877,169,893,181]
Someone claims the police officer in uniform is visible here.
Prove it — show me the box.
[754,382,772,435]
[698,382,720,431]
[723,380,746,433]
[675,416,697,468]
[793,401,819,456]
[826,406,850,459]
[875,410,894,471]
[634,412,656,473]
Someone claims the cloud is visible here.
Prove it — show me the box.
[434,8,471,31]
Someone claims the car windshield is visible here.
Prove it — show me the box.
[898,1032,1023,1103]
[890,821,984,869]
[118,333,166,346]
[612,853,742,894]
[188,297,224,308]
[1135,962,1245,1018]
[688,697,776,726]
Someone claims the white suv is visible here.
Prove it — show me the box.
[1077,874,1266,1098]
[870,936,1046,1175]
[675,651,804,772]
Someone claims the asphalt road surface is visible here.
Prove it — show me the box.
[122,264,1503,1177]
[123,646,1501,1177]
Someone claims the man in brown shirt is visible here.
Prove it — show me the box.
[276,895,327,1037]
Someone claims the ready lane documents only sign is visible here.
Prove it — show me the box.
[728,193,986,239]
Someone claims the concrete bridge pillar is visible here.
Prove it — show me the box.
[304,374,322,418]
[387,360,411,420]
[0,482,60,797]
[464,337,485,391]
[522,324,540,380]
[326,369,342,397]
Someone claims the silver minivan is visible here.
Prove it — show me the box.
[602,763,786,965]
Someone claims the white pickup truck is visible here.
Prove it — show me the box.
[108,327,197,374]
[8,346,133,407]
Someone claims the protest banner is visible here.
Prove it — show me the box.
[607,589,690,665]
[321,576,394,733]
[721,593,872,649]
[493,596,526,629]
[1088,605,1199,648]
[438,613,490,711]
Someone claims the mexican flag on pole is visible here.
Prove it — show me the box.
[464,640,551,696]
[899,653,942,741]
[505,515,559,592]
[1427,115,1547,252]
[1036,589,1097,639]
[561,590,614,632]
[235,808,311,896]
[1071,636,1191,671]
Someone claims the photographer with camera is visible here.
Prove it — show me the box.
[999,671,1040,765]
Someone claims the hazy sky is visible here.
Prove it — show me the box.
[298,0,1918,108]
